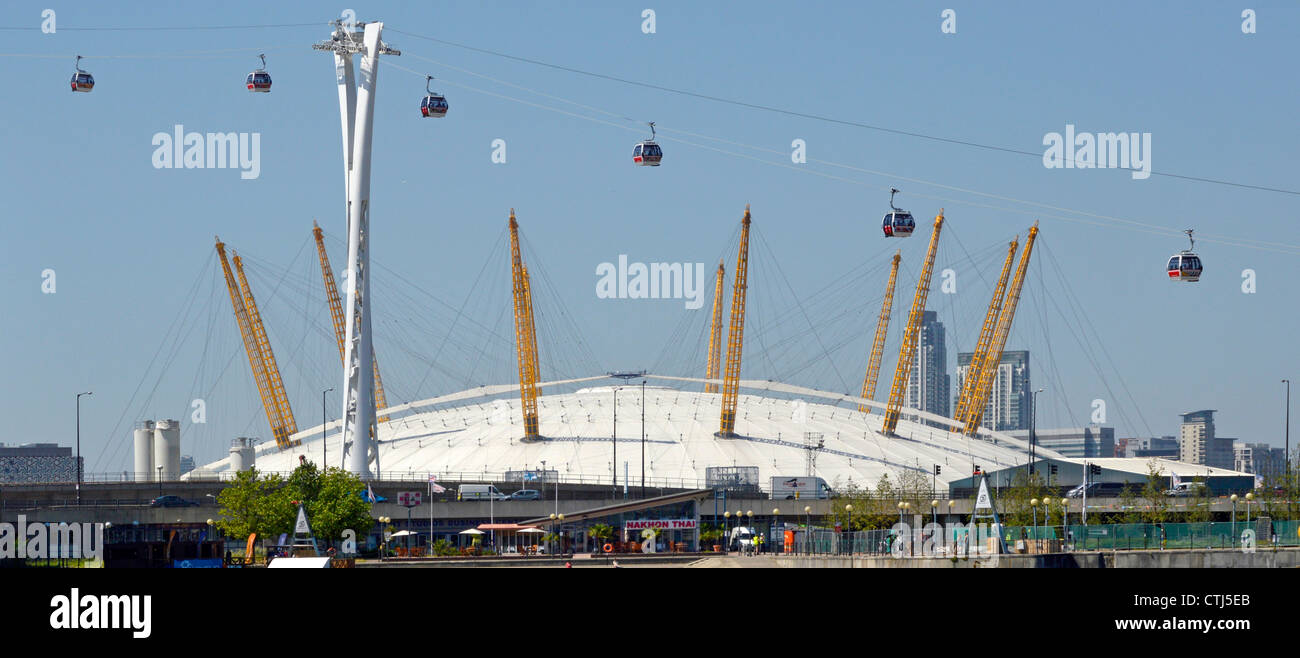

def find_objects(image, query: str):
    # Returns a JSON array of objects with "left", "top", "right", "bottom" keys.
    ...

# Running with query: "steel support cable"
[
  {"left": 92, "top": 251, "right": 213, "bottom": 471},
  {"left": 386, "top": 27, "right": 1300, "bottom": 197},
  {"left": 381, "top": 58, "right": 1300, "bottom": 255}
]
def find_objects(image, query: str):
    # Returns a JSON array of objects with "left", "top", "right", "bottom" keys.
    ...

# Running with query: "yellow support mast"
[
  {"left": 952, "top": 237, "right": 1019, "bottom": 427},
  {"left": 964, "top": 223, "right": 1038, "bottom": 436},
  {"left": 523, "top": 264, "right": 541, "bottom": 399},
  {"left": 859, "top": 250, "right": 901, "bottom": 413},
  {"left": 705, "top": 261, "right": 725, "bottom": 394},
  {"left": 233, "top": 252, "right": 299, "bottom": 448},
  {"left": 717, "top": 206, "right": 752, "bottom": 438},
  {"left": 882, "top": 211, "right": 945, "bottom": 436},
  {"left": 313, "top": 221, "right": 389, "bottom": 422},
  {"left": 216, "top": 238, "right": 286, "bottom": 449},
  {"left": 508, "top": 210, "right": 542, "bottom": 440}
]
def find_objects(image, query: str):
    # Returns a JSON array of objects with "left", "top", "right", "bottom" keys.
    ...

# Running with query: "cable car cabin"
[
  {"left": 633, "top": 141, "right": 663, "bottom": 166},
  {"left": 420, "top": 94, "right": 448, "bottom": 118},
  {"left": 246, "top": 71, "right": 272, "bottom": 93},
  {"left": 881, "top": 210, "right": 915, "bottom": 237},
  {"left": 70, "top": 72, "right": 94, "bottom": 93},
  {"left": 1166, "top": 253, "right": 1202, "bottom": 282}
]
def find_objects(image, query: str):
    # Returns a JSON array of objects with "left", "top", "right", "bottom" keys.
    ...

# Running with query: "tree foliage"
[
  {"left": 1140, "top": 460, "right": 1170, "bottom": 525},
  {"left": 216, "top": 462, "right": 374, "bottom": 546}
]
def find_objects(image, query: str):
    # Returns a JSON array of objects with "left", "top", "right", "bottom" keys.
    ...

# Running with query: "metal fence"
[{"left": 763, "top": 521, "right": 1300, "bottom": 557}]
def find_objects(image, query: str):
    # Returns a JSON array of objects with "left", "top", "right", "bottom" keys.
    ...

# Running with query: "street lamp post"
[
  {"left": 1029, "top": 388, "right": 1043, "bottom": 478},
  {"left": 804, "top": 506, "right": 812, "bottom": 555},
  {"left": 1245, "top": 492, "right": 1254, "bottom": 526},
  {"left": 844, "top": 504, "right": 853, "bottom": 556},
  {"left": 549, "top": 513, "right": 557, "bottom": 555},
  {"left": 641, "top": 379, "right": 646, "bottom": 499},
  {"left": 771, "top": 508, "right": 780, "bottom": 555},
  {"left": 612, "top": 387, "right": 619, "bottom": 496},
  {"left": 156, "top": 465, "right": 163, "bottom": 496},
  {"left": 1060, "top": 498, "right": 1070, "bottom": 549},
  {"left": 322, "top": 387, "right": 333, "bottom": 469},
  {"left": 724, "top": 511, "right": 732, "bottom": 554},
  {"left": 1031, "top": 498, "right": 1039, "bottom": 540},
  {"left": 76, "top": 392, "right": 92, "bottom": 505},
  {"left": 1230, "top": 494, "right": 1238, "bottom": 540},
  {"left": 746, "top": 510, "right": 754, "bottom": 554},
  {"left": 1284, "top": 379, "right": 1291, "bottom": 517}
]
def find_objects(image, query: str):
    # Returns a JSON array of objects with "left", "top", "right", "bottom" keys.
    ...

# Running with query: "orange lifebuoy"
[{"left": 603, "top": 543, "right": 613, "bottom": 553}]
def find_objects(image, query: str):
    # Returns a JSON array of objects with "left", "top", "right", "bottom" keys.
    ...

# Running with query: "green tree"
[
  {"left": 215, "top": 468, "right": 287, "bottom": 540},
  {"left": 1117, "top": 485, "right": 1143, "bottom": 524},
  {"left": 216, "top": 462, "right": 374, "bottom": 548},
  {"left": 1141, "top": 460, "right": 1170, "bottom": 525},
  {"left": 300, "top": 467, "right": 375, "bottom": 544},
  {"left": 1185, "top": 477, "right": 1212, "bottom": 524}
]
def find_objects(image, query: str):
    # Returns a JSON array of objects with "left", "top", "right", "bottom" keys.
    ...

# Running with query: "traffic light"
[
  {"left": 934, "top": 464, "right": 942, "bottom": 476},
  {"left": 1089, "top": 464, "right": 1102, "bottom": 476},
  {"left": 1050, "top": 464, "right": 1059, "bottom": 475},
  {"left": 973, "top": 465, "right": 982, "bottom": 475}
]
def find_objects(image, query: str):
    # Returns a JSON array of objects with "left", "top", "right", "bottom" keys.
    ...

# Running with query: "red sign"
[{"left": 397, "top": 491, "right": 422, "bottom": 507}]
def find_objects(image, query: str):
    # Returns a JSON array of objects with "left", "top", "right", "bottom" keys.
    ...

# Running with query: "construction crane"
[
  {"left": 313, "top": 221, "right": 389, "bottom": 422},
  {"left": 705, "top": 261, "right": 725, "bottom": 394},
  {"left": 952, "top": 237, "right": 1019, "bottom": 427},
  {"left": 508, "top": 210, "right": 542, "bottom": 441},
  {"left": 881, "top": 211, "right": 944, "bottom": 436},
  {"left": 717, "top": 205, "right": 752, "bottom": 438},
  {"left": 963, "top": 223, "right": 1038, "bottom": 436},
  {"left": 215, "top": 238, "right": 298, "bottom": 450},
  {"left": 859, "top": 250, "right": 901, "bottom": 413}
]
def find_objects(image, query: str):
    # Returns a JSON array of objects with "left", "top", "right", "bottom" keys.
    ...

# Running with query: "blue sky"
[{"left": 3, "top": 1, "right": 1297, "bottom": 471}]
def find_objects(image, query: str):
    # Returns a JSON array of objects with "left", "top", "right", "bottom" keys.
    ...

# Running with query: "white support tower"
[{"left": 314, "top": 20, "right": 400, "bottom": 479}]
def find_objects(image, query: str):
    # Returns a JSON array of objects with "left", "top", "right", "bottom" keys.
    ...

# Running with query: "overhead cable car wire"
[{"left": 386, "top": 27, "right": 1300, "bottom": 198}]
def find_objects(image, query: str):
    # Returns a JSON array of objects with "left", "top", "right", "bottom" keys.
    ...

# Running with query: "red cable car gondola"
[
  {"left": 420, "top": 76, "right": 448, "bottom": 118},
  {"left": 1167, "top": 229, "right": 1202, "bottom": 282},
  {"left": 70, "top": 55, "right": 94, "bottom": 93},
  {"left": 633, "top": 122, "right": 662, "bottom": 166},
  {"left": 246, "top": 54, "right": 271, "bottom": 93},
  {"left": 882, "top": 188, "right": 914, "bottom": 238}
]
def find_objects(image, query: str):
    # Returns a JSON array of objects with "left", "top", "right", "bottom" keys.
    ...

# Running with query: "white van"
[{"left": 459, "top": 484, "right": 510, "bottom": 501}]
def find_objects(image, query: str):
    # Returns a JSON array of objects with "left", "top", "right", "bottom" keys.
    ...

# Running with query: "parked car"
[
  {"left": 510, "top": 489, "right": 541, "bottom": 500},
  {"left": 150, "top": 495, "right": 199, "bottom": 507}
]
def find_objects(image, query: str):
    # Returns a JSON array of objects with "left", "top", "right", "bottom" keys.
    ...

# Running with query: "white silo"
[
  {"left": 153, "top": 419, "right": 181, "bottom": 481},
  {"left": 133, "top": 420, "right": 155, "bottom": 482},
  {"left": 229, "top": 437, "right": 256, "bottom": 472}
]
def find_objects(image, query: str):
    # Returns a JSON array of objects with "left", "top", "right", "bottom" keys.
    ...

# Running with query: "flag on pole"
[
  {"left": 367, "top": 483, "right": 377, "bottom": 503},
  {"left": 1170, "top": 472, "right": 1181, "bottom": 488}
]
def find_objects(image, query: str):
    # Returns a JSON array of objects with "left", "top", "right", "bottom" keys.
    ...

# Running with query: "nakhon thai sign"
[{"left": 624, "top": 519, "right": 697, "bottom": 530}]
